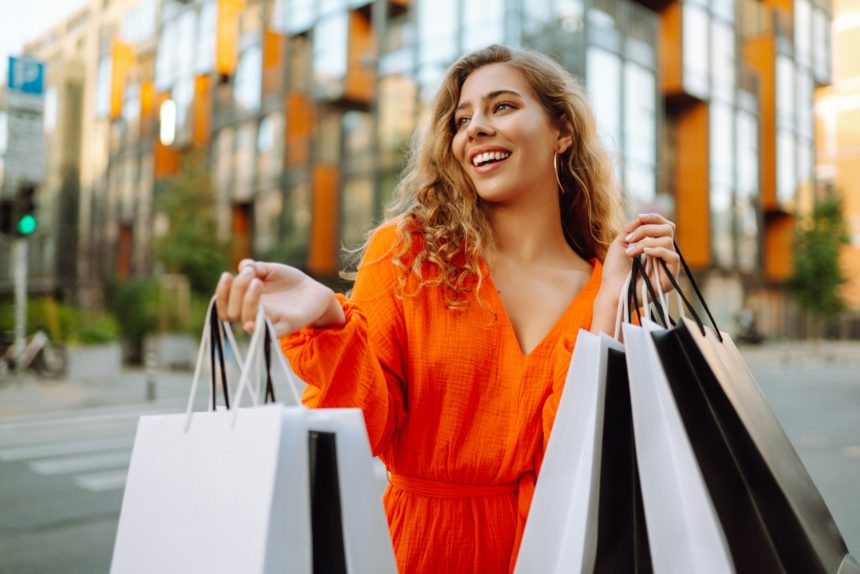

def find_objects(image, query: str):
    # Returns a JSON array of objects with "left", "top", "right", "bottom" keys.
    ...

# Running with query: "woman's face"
[{"left": 451, "top": 63, "right": 569, "bottom": 205}]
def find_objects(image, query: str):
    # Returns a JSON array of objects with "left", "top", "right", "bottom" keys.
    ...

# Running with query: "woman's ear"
[{"left": 556, "top": 120, "right": 574, "bottom": 155}]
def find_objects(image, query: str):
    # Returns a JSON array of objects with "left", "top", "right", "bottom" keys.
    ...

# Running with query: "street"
[{"left": 0, "top": 351, "right": 858, "bottom": 573}]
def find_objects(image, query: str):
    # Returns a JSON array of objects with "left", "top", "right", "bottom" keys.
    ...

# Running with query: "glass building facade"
[{"left": 17, "top": 0, "right": 832, "bottom": 334}]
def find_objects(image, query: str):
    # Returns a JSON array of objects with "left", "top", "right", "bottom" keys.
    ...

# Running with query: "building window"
[
  {"left": 197, "top": 0, "right": 217, "bottom": 74},
  {"left": 777, "top": 129, "right": 796, "bottom": 205},
  {"left": 463, "top": 0, "right": 505, "bottom": 52},
  {"left": 341, "top": 176, "right": 375, "bottom": 249},
  {"left": 213, "top": 127, "right": 235, "bottom": 199},
  {"left": 379, "top": 74, "right": 417, "bottom": 164},
  {"left": 710, "top": 101, "right": 734, "bottom": 267},
  {"left": 343, "top": 110, "right": 374, "bottom": 173},
  {"left": 257, "top": 112, "right": 284, "bottom": 190},
  {"left": 282, "top": 182, "right": 311, "bottom": 264},
  {"left": 812, "top": 7, "right": 831, "bottom": 83},
  {"left": 313, "top": 11, "right": 348, "bottom": 98},
  {"left": 710, "top": 18, "right": 734, "bottom": 103},
  {"left": 776, "top": 55, "right": 795, "bottom": 130},
  {"left": 316, "top": 109, "right": 342, "bottom": 165},
  {"left": 235, "top": 44, "right": 262, "bottom": 113},
  {"left": 418, "top": 0, "right": 457, "bottom": 66},
  {"left": 736, "top": 108, "right": 759, "bottom": 272},
  {"left": 234, "top": 122, "right": 257, "bottom": 197},
  {"left": 96, "top": 54, "right": 112, "bottom": 118},
  {"left": 624, "top": 62, "right": 656, "bottom": 207},
  {"left": 682, "top": 3, "right": 709, "bottom": 99},
  {"left": 794, "top": 0, "right": 812, "bottom": 68},
  {"left": 156, "top": 19, "right": 178, "bottom": 90},
  {"left": 586, "top": 47, "right": 621, "bottom": 159}
]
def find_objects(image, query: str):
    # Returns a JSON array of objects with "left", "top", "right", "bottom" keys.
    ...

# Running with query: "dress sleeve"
[{"left": 280, "top": 224, "right": 408, "bottom": 455}]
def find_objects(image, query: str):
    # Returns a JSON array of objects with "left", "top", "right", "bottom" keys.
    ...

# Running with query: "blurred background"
[{"left": 0, "top": 0, "right": 858, "bottom": 572}]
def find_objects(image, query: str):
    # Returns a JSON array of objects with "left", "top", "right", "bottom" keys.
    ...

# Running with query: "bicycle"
[{"left": 0, "top": 330, "right": 67, "bottom": 382}]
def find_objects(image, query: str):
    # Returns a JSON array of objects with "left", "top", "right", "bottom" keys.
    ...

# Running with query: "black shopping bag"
[
  {"left": 594, "top": 347, "right": 652, "bottom": 574},
  {"left": 309, "top": 431, "right": 348, "bottom": 574},
  {"left": 643, "top": 249, "right": 859, "bottom": 574}
]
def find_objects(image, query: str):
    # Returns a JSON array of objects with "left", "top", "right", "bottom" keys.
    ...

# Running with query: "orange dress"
[{"left": 281, "top": 223, "right": 602, "bottom": 574}]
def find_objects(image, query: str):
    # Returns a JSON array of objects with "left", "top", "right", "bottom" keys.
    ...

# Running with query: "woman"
[{"left": 215, "top": 45, "right": 678, "bottom": 573}]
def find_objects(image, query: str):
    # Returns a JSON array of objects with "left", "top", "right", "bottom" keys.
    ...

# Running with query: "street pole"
[{"left": 13, "top": 237, "right": 27, "bottom": 377}]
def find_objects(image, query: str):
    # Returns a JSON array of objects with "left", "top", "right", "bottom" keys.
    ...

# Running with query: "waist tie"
[{"left": 389, "top": 474, "right": 518, "bottom": 499}]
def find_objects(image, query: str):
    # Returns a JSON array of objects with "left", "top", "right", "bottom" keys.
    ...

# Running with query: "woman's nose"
[{"left": 466, "top": 114, "right": 494, "bottom": 139}]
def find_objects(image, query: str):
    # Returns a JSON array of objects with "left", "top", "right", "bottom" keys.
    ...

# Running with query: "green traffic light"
[{"left": 17, "top": 214, "right": 37, "bottom": 235}]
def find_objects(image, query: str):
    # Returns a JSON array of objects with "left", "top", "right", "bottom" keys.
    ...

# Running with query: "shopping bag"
[
  {"left": 628, "top": 250, "right": 860, "bottom": 574},
  {"left": 516, "top": 263, "right": 651, "bottom": 573},
  {"left": 111, "top": 301, "right": 312, "bottom": 574}
]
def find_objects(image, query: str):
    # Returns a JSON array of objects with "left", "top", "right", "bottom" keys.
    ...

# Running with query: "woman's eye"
[
  {"left": 494, "top": 103, "right": 513, "bottom": 113},
  {"left": 456, "top": 116, "right": 470, "bottom": 128}
]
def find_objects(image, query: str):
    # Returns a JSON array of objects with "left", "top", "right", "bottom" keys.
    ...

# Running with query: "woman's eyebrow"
[{"left": 455, "top": 89, "right": 523, "bottom": 113}]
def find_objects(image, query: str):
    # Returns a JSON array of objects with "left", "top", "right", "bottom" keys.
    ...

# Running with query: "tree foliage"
[
  {"left": 153, "top": 154, "right": 232, "bottom": 296},
  {"left": 788, "top": 195, "right": 851, "bottom": 320}
]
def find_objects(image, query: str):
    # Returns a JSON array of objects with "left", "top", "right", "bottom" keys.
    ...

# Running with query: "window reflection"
[
  {"left": 235, "top": 123, "right": 257, "bottom": 198},
  {"left": 235, "top": 44, "right": 262, "bottom": 113},
  {"left": 289, "top": 35, "right": 312, "bottom": 92},
  {"left": 776, "top": 55, "right": 794, "bottom": 129},
  {"left": 316, "top": 109, "right": 342, "bottom": 165},
  {"left": 341, "top": 176, "right": 375, "bottom": 249},
  {"left": 283, "top": 183, "right": 311, "bottom": 265},
  {"left": 624, "top": 62, "right": 656, "bottom": 205},
  {"left": 463, "top": 0, "right": 504, "bottom": 52},
  {"left": 736, "top": 108, "right": 759, "bottom": 272},
  {"left": 710, "top": 102, "right": 734, "bottom": 268},
  {"left": 314, "top": 12, "right": 348, "bottom": 98},
  {"left": 343, "top": 111, "right": 374, "bottom": 172},
  {"left": 586, "top": 47, "right": 621, "bottom": 158},
  {"left": 682, "top": 3, "right": 709, "bottom": 99},
  {"left": 197, "top": 0, "right": 217, "bottom": 74},
  {"left": 379, "top": 74, "right": 416, "bottom": 161},
  {"left": 212, "top": 128, "right": 235, "bottom": 200},
  {"left": 794, "top": 0, "right": 812, "bottom": 68},
  {"left": 777, "top": 129, "right": 796, "bottom": 204},
  {"left": 96, "top": 54, "right": 111, "bottom": 117},
  {"left": 289, "top": 0, "right": 316, "bottom": 34},
  {"left": 257, "top": 112, "right": 284, "bottom": 190},
  {"left": 711, "top": 19, "right": 734, "bottom": 103},
  {"left": 418, "top": 0, "right": 457, "bottom": 65}
]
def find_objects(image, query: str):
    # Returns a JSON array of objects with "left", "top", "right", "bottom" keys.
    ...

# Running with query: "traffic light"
[
  {"left": 15, "top": 186, "right": 37, "bottom": 236},
  {"left": 0, "top": 200, "right": 13, "bottom": 235}
]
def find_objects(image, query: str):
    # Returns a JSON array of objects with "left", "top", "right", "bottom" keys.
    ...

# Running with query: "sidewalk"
[
  {"left": 2, "top": 339, "right": 858, "bottom": 419},
  {"left": 0, "top": 368, "right": 194, "bottom": 418},
  {"left": 737, "top": 339, "right": 860, "bottom": 368}
]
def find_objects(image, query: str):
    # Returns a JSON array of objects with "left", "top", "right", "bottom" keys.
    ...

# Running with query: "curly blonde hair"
[{"left": 367, "top": 45, "right": 622, "bottom": 309}]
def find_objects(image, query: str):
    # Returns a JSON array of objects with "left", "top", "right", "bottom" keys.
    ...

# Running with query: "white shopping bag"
[
  {"left": 112, "top": 300, "right": 397, "bottom": 574},
  {"left": 515, "top": 330, "right": 622, "bottom": 573},
  {"left": 623, "top": 318, "right": 734, "bottom": 574},
  {"left": 303, "top": 408, "right": 398, "bottom": 574},
  {"left": 112, "top": 300, "right": 311, "bottom": 574}
]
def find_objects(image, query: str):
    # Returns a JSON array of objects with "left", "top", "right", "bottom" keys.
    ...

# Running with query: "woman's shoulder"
[{"left": 363, "top": 217, "right": 424, "bottom": 265}]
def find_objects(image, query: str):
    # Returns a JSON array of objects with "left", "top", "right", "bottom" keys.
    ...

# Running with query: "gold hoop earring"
[{"left": 554, "top": 153, "right": 566, "bottom": 195}]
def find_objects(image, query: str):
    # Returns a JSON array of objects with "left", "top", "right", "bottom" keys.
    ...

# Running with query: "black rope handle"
[
  {"left": 629, "top": 255, "right": 670, "bottom": 329},
  {"left": 208, "top": 305, "right": 231, "bottom": 410},
  {"left": 671, "top": 241, "right": 724, "bottom": 342},
  {"left": 263, "top": 321, "right": 276, "bottom": 404}
]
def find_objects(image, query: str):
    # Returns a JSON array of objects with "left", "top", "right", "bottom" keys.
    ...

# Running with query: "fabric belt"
[{"left": 389, "top": 474, "right": 518, "bottom": 499}]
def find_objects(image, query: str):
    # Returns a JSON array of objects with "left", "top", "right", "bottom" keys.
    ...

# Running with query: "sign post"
[{"left": 4, "top": 55, "right": 45, "bottom": 375}]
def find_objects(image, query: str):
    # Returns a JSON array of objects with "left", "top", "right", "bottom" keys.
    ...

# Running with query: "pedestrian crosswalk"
[
  {"left": 0, "top": 400, "right": 390, "bottom": 496},
  {"left": 0, "top": 400, "right": 184, "bottom": 494}
]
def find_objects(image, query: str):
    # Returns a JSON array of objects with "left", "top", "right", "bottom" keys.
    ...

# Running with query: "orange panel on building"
[
  {"left": 216, "top": 0, "right": 245, "bottom": 76},
  {"left": 262, "top": 29, "right": 284, "bottom": 97},
  {"left": 659, "top": 2, "right": 683, "bottom": 96},
  {"left": 345, "top": 10, "right": 375, "bottom": 103},
  {"left": 231, "top": 202, "right": 253, "bottom": 269},
  {"left": 192, "top": 75, "right": 212, "bottom": 147},
  {"left": 308, "top": 165, "right": 340, "bottom": 276},
  {"left": 764, "top": 214, "right": 795, "bottom": 281},
  {"left": 673, "top": 102, "right": 710, "bottom": 268},
  {"left": 154, "top": 92, "right": 181, "bottom": 178},
  {"left": 110, "top": 40, "right": 135, "bottom": 120},
  {"left": 286, "top": 91, "right": 314, "bottom": 166}
]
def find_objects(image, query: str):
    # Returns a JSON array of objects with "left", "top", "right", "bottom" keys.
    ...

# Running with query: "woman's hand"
[
  {"left": 591, "top": 213, "right": 680, "bottom": 334},
  {"left": 214, "top": 259, "right": 346, "bottom": 337}
]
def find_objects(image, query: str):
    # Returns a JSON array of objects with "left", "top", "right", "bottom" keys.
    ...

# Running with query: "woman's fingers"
[
  {"left": 240, "top": 278, "right": 262, "bottom": 333},
  {"left": 626, "top": 235, "right": 674, "bottom": 256},
  {"left": 226, "top": 266, "right": 254, "bottom": 321},
  {"left": 624, "top": 223, "right": 675, "bottom": 244},
  {"left": 215, "top": 272, "right": 233, "bottom": 320},
  {"left": 622, "top": 213, "right": 675, "bottom": 234}
]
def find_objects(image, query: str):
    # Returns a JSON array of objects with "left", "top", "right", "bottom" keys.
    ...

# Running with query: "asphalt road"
[{"left": 0, "top": 359, "right": 857, "bottom": 573}]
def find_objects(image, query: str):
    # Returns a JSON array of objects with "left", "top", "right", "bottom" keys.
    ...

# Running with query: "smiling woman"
[{"left": 215, "top": 45, "right": 680, "bottom": 574}]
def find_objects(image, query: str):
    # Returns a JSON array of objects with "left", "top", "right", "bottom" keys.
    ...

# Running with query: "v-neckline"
[{"left": 482, "top": 260, "right": 598, "bottom": 358}]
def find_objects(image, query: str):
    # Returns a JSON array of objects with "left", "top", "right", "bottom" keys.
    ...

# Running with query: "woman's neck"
[{"left": 484, "top": 193, "right": 573, "bottom": 266}]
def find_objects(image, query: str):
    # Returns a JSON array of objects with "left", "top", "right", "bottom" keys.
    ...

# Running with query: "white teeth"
[{"left": 472, "top": 151, "right": 511, "bottom": 167}]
